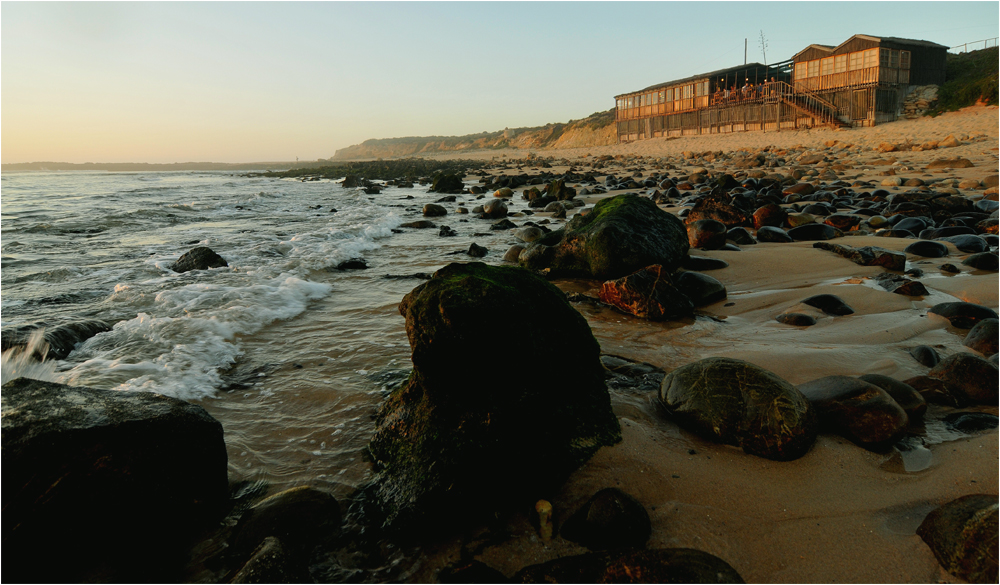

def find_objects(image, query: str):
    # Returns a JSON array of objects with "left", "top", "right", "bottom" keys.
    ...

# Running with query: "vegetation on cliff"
[{"left": 927, "top": 47, "right": 999, "bottom": 115}]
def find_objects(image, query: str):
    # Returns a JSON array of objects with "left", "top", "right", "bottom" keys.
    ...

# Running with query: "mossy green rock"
[
  {"left": 520, "top": 194, "right": 689, "bottom": 279},
  {"left": 368, "top": 263, "right": 621, "bottom": 532},
  {"left": 658, "top": 358, "right": 818, "bottom": 461},
  {"left": 917, "top": 494, "right": 998, "bottom": 584}
]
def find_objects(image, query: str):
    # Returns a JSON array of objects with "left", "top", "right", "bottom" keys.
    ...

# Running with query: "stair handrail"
[{"left": 774, "top": 81, "right": 838, "bottom": 112}]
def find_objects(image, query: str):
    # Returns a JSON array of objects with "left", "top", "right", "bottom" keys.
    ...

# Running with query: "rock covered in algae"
[
  {"left": 366, "top": 262, "right": 621, "bottom": 533},
  {"left": 917, "top": 494, "right": 998, "bottom": 584},
  {"left": 658, "top": 357, "right": 818, "bottom": 461},
  {"left": 519, "top": 194, "right": 689, "bottom": 279},
  {"left": 514, "top": 548, "right": 744, "bottom": 584}
]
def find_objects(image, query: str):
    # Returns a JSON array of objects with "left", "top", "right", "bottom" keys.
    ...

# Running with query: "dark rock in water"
[
  {"left": 929, "top": 302, "right": 998, "bottom": 329},
  {"left": 229, "top": 536, "right": 312, "bottom": 584},
  {"left": 1, "top": 378, "right": 228, "bottom": 583},
  {"left": 873, "top": 273, "right": 928, "bottom": 296},
  {"left": 171, "top": 246, "right": 228, "bottom": 273},
  {"left": 439, "top": 225, "right": 457, "bottom": 237},
  {"left": 802, "top": 294, "right": 854, "bottom": 316},
  {"left": 545, "top": 178, "right": 577, "bottom": 201},
  {"left": 917, "top": 494, "right": 998, "bottom": 584},
  {"left": 904, "top": 240, "right": 949, "bottom": 258},
  {"left": 909, "top": 345, "right": 940, "bottom": 367},
  {"left": 520, "top": 194, "right": 689, "bottom": 280},
  {"left": 658, "top": 357, "right": 817, "bottom": 461},
  {"left": 513, "top": 548, "right": 745, "bottom": 584},
  {"left": 858, "top": 374, "right": 927, "bottom": 420},
  {"left": 812, "top": 242, "right": 906, "bottom": 271},
  {"left": 756, "top": 226, "right": 793, "bottom": 243},
  {"left": 797, "top": 376, "right": 909, "bottom": 449},
  {"left": 788, "top": 223, "right": 840, "bottom": 241},
  {"left": 687, "top": 219, "right": 728, "bottom": 250},
  {"left": 776, "top": 313, "right": 817, "bottom": 326},
  {"left": 491, "top": 218, "right": 517, "bottom": 230},
  {"left": 429, "top": 173, "right": 464, "bottom": 194},
  {"left": 681, "top": 255, "right": 729, "bottom": 270},
  {"left": 673, "top": 271, "right": 727, "bottom": 307},
  {"left": 423, "top": 203, "right": 448, "bottom": 217},
  {"left": 399, "top": 220, "right": 436, "bottom": 229},
  {"left": 601, "top": 354, "right": 666, "bottom": 393},
  {"left": 504, "top": 244, "right": 526, "bottom": 263},
  {"left": 1, "top": 319, "right": 112, "bottom": 361},
  {"left": 335, "top": 258, "right": 368, "bottom": 270},
  {"left": 962, "top": 252, "right": 999, "bottom": 272},
  {"left": 365, "top": 263, "right": 621, "bottom": 533},
  {"left": 561, "top": 488, "right": 651, "bottom": 551},
  {"left": 905, "top": 375, "right": 962, "bottom": 407},
  {"left": 598, "top": 265, "right": 694, "bottom": 321},
  {"left": 940, "top": 263, "right": 961, "bottom": 273},
  {"left": 944, "top": 412, "right": 999, "bottom": 434},
  {"left": 928, "top": 352, "right": 998, "bottom": 405},
  {"left": 435, "top": 195, "right": 457, "bottom": 203},
  {"left": 727, "top": 227, "right": 757, "bottom": 245},
  {"left": 439, "top": 560, "right": 509, "bottom": 584},
  {"left": 920, "top": 226, "right": 975, "bottom": 240},
  {"left": 468, "top": 243, "right": 488, "bottom": 257},
  {"left": 937, "top": 234, "right": 988, "bottom": 254},
  {"left": 230, "top": 486, "right": 341, "bottom": 564},
  {"left": 482, "top": 199, "right": 509, "bottom": 219},
  {"left": 963, "top": 319, "right": 999, "bottom": 356}
]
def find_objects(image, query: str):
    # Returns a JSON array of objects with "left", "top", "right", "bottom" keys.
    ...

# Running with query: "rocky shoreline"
[{"left": 3, "top": 110, "right": 998, "bottom": 583}]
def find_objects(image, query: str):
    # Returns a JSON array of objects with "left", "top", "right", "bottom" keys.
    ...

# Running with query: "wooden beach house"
[{"left": 615, "top": 34, "right": 949, "bottom": 142}]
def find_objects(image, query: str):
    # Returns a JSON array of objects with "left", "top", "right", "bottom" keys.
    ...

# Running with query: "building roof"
[
  {"left": 792, "top": 34, "right": 949, "bottom": 60},
  {"left": 615, "top": 62, "right": 774, "bottom": 99}
]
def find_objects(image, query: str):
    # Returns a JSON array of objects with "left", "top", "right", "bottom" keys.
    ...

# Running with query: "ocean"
[{"left": 0, "top": 170, "right": 519, "bottom": 497}]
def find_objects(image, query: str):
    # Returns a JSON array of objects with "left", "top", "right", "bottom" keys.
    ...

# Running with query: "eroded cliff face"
[{"left": 332, "top": 110, "right": 616, "bottom": 160}]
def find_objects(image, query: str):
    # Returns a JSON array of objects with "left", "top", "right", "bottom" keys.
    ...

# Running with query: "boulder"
[
  {"left": 430, "top": 174, "right": 465, "bottom": 194},
  {"left": 673, "top": 271, "right": 727, "bottom": 306},
  {"left": 962, "top": 252, "right": 999, "bottom": 272},
  {"left": 925, "top": 158, "right": 974, "bottom": 170},
  {"left": 423, "top": 203, "right": 448, "bottom": 217},
  {"left": 927, "top": 352, "right": 999, "bottom": 405},
  {"left": 467, "top": 243, "right": 488, "bottom": 258},
  {"left": 904, "top": 240, "right": 949, "bottom": 258},
  {"left": 229, "top": 486, "right": 341, "bottom": 563},
  {"left": 802, "top": 294, "right": 854, "bottom": 316},
  {"left": 857, "top": 374, "right": 927, "bottom": 420},
  {"left": 797, "top": 376, "right": 909, "bottom": 448},
  {"left": 963, "top": 319, "right": 999, "bottom": 356},
  {"left": 752, "top": 203, "right": 788, "bottom": 229},
  {"left": 171, "top": 246, "right": 228, "bottom": 273},
  {"left": 1, "top": 378, "right": 229, "bottom": 583},
  {"left": 681, "top": 255, "right": 730, "bottom": 271},
  {"left": 366, "top": 263, "right": 621, "bottom": 533},
  {"left": 598, "top": 265, "right": 694, "bottom": 321},
  {"left": 776, "top": 313, "right": 817, "bottom": 326},
  {"left": 909, "top": 345, "right": 941, "bottom": 368},
  {"left": 928, "top": 302, "right": 998, "bottom": 329},
  {"left": 687, "top": 219, "right": 729, "bottom": 250},
  {"left": 917, "top": 494, "right": 998, "bottom": 584},
  {"left": 514, "top": 548, "right": 744, "bottom": 584},
  {"left": 560, "top": 488, "right": 651, "bottom": 550},
  {"left": 1, "top": 319, "right": 112, "bottom": 361},
  {"left": 482, "top": 199, "right": 509, "bottom": 219},
  {"left": 546, "top": 178, "right": 577, "bottom": 201},
  {"left": 812, "top": 242, "right": 906, "bottom": 271},
  {"left": 520, "top": 194, "right": 689, "bottom": 280},
  {"left": 788, "top": 224, "right": 840, "bottom": 241},
  {"left": 685, "top": 195, "right": 751, "bottom": 228},
  {"left": 658, "top": 358, "right": 818, "bottom": 461},
  {"left": 756, "top": 226, "right": 794, "bottom": 243}
]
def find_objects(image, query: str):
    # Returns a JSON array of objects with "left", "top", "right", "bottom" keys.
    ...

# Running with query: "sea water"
[{"left": 0, "top": 170, "right": 522, "bottom": 495}]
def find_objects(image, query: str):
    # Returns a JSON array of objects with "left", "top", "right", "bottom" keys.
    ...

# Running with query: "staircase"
[{"left": 774, "top": 82, "right": 851, "bottom": 129}]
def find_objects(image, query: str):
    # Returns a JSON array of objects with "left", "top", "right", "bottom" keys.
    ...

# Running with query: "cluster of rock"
[{"left": 902, "top": 85, "right": 939, "bottom": 119}]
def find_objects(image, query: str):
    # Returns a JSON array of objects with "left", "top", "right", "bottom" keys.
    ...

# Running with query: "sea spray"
[{"left": 0, "top": 329, "right": 62, "bottom": 386}]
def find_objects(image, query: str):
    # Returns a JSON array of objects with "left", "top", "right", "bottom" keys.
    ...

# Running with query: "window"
[
  {"left": 808, "top": 60, "right": 820, "bottom": 78},
  {"left": 683, "top": 85, "right": 692, "bottom": 99},
  {"left": 834, "top": 54, "right": 848, "bottom": 74},
  {"left": 879, "top": 48, "right": 890, "bottom": 68},
  {"left": 659, "top": 90, "right": 666, "bottom": 103},
  {"left": 864, "top": 48, "right": 878, "bottom": 69},
  {"left": 849, "top": 51, "right": 863, "bottom": 71},
  {"left": 900, "top": 50, "right": 911, "bottom": 69},
  {"left": 795, "top": 61, "right": 808, "bottom": 81},
  {"left": 821, "top": 57, "right": 834, "bottom": 76},
  {"left": 889, "top": 50, "right": 899, "bottom": 68}
]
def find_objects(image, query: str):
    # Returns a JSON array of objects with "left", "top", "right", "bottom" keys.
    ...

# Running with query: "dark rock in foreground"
[
  {"left": 927, "top": 352, "right": 999, "bottom": 405},
  {"left": 514, "top": 548, "right": 745, "bottom": 584},
  {"left": 1, "top": 378, "right": 229, "bottom": 583},
  {"left": 366, "top": 263, "right": 621, "bottom": 533},
  {"left": 561, "top": 488, "right": 651, "bottom": 551},
  {"left": 963, "top": 318, "right": 999, "bottom": 356},
  {"left": 658, "top": 357, "right": 817, "bottom": 461},
  {"left": 797, "top": 376, "right": 908, "bottom": 449},
  {"left": 229, "top": 486, "right": 341, "bottom": 566},
  {"left": 812, "top": 242, "right": 906, "bottom": 271},
  {"left": 1, "top": 319, "right": 112, "bottom": 360},
  {"left": 917, "top": 494, "right": 998, "bottom": 584},
  {"left": 171, "top": 246, "right": 228, "bottom": 273},
  {"left": 857, "top": 374, "right": 927, "bottom": 420},
  {"left": 520, "top": 194, "right": 689, "bottom": 279},
  {"left": 929, "top": 302, "right": 998, "bottom": 329}
]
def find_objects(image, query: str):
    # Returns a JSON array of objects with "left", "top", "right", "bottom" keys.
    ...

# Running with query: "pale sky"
[{"left": 3, "top": 1, "right": 998, "bottom": 163}]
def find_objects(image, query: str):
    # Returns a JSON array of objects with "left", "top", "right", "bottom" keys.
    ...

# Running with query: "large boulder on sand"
[
  {"left": 519, "top": 194, "right": 689, "bottom": 279},
  {"left": 1, "top": 378, "right": 229, "bottom": 583},
  {"left": 658, "top": 358, "right": 818, "bottom": 461},
  {"left": 366, "top": 263, "right": 621, "bottom": 533},
  {"left": 797, "top": 376, "right": 908, "bottom": 448},
  {"left": 917, "top": 494, "right": 998, "bottom": 583}
]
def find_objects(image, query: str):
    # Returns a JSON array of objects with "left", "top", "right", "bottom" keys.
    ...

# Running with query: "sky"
[{"left": 2, "top": 1, "right": 998, "bottom": 164}]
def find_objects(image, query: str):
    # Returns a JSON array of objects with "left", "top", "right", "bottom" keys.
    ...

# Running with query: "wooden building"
[{"left": 615, "top": 34, "right": 949, "bottom": 142}]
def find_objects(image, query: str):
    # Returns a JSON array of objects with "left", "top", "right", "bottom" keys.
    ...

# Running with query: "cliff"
[{"left": 332, "top": 109, "right": 616, "bottom": 161}]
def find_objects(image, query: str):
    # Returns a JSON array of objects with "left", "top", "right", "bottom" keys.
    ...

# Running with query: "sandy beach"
[{"left": 398, "top": 106, "right": 999, "bottom": 583}]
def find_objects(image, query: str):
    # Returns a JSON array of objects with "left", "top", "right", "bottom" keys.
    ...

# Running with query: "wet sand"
[{"left": 401, "top": 107, "right": 998, "bottom": 582}]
